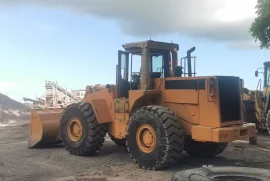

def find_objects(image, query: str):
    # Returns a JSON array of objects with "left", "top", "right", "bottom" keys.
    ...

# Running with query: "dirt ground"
[{"left": 1, "top": 123, "right": 270, "bottom": 181}]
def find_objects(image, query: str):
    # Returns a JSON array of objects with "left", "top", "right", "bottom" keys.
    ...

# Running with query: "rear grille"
[{"left": 217, "top": 76, "right": 241, "bottom": 123}]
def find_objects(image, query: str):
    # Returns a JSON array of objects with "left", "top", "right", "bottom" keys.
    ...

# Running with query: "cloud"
[
  {"left": 228, "top": 40, "right": 260, "bottom": 50},
  {"left": 0, "top": 0, "right": 258, "bottom": 49},
  {"left": 35, "top": 25, "right": 55, "bottom": 32}
]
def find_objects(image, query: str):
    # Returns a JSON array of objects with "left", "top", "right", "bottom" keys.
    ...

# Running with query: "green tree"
[{"left": 250, "top": 0, "right": 270, "bottom": 49}]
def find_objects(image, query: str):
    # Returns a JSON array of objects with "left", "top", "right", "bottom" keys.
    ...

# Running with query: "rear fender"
[{"left": 83, "top": 89, "right": 114, "bottom": 124}]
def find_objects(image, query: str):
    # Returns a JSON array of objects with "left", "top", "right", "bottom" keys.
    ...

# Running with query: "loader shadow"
[
  {"left": 33, "top": 143, "right": 64, "bottom": 149},
  {"left": 97, "top": 143, "right": 128, "bottom": 157},
  {"left": 93, "top": 143, "right": 267, "bottom": 169},
  {"left": 96, "top": 145, "right": 270, "bottom": 172}
]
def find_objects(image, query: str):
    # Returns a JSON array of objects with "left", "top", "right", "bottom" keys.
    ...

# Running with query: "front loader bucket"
[{"left": 28, "top": 108, "right": 64, "bottom": 148}]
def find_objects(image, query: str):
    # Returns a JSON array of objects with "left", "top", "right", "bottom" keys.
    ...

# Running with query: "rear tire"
[
  {"left": 184, "top": 136, "right": 228, "bottom": 158},
  {"left": 249, "top": 135, "right": 257, "bottom": 145},
  {"left": 243, "top": 100, "right": 259, "bottom": 127},
  {"left": 60, "top": 102, "right": 106, "bottom": 155},
  {"left": 108, "top": 133, "right": 126, "bottom": 146},
  {"left": 126, "top": 105, "right": 184, "bottom": 170}
]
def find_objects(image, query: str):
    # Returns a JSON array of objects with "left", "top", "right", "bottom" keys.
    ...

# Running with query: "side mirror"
[{"left": 255, "top": 70, "right": 258, "bottom": 77}]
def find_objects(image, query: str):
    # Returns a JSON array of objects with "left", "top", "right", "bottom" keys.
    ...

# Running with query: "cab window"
[
  {"left": 151, "top": 54, "right": 164, "bottom": 78},
  {"left": 267, "top": 67, "right": 270, "bottom": 86}
]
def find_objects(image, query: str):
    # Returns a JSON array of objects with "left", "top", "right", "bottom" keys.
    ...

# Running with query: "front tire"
[
  {"left": 60, "top": 102, "right": 106, "bottom": 155},
  {"left": 184, "top": 136, "right": 228, "bottom": 158},
  {"left": 126, "top": 105, "right": 185, "bottom": 170}
]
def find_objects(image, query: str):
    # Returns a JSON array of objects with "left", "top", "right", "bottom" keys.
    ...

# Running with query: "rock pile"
[{"left": 0, "top": 93, "right": 30, "bottom": 125}]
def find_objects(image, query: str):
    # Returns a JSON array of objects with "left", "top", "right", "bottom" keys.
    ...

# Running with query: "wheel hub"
[
  {"left": 136, "top": 124, "right": 156, "bottom": 153},
  {"left": 67, "top": 118, "right": 83, "bottom": 142}
]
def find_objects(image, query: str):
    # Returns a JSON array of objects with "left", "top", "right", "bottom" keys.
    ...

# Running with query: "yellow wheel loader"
[
  {"left": 243, "top": 61, "right": 270, "bottom": 134},
  {"left": 29, "top": 40, "right": 256, "bottom": 170}
]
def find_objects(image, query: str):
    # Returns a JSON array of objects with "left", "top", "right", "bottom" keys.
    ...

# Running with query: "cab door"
[{"left": 116, "top": 50, "right": 129, "bottom": 98}]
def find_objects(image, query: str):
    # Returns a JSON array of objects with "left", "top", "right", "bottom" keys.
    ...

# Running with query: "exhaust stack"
[{"left": 187, "top": 47, "right": 196, "bottom": 77}]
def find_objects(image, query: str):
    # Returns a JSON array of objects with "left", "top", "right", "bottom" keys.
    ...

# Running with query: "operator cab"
[
  {"left": 116, "top": 40, "right": 196, "bottom": 98},
  {"left": 263, "top": 61, "right": 270, "bottom": 88},
  {"left": 255, "top": 61, "right": 270, "bottom": 88}
]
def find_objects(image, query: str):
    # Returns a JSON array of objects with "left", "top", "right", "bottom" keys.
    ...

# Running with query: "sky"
[{"left": 0, "top": 0, "right": 269, "bottom": 102}]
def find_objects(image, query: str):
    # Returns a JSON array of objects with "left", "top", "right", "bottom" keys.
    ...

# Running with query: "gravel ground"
[{"left": 1, "top": 123, "right": 270, "bottom": 181}]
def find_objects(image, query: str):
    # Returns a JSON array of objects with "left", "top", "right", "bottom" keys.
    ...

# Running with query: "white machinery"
[{"left": 23, "top": 80, "right": 84, "bottom": 109}]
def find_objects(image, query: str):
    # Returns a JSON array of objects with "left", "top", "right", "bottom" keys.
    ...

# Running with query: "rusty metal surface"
[
  {"left": 192, "top": 123, "right": 256, "bottom": 142},
  {"left": 140, "top": 47, "right": 151, "bottom": 90}
]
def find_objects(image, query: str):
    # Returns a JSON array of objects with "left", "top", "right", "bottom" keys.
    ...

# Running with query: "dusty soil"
[
  {"left": 0, "top": 93, "right": 30, "bottom": 125},
  {"left": 1, "top": 123, "right": 270, "bottom": 181}
]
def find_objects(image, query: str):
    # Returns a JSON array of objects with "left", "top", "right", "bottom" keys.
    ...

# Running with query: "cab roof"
[{"left": 123, "top": 40, "right": 179, "bottom": 54}]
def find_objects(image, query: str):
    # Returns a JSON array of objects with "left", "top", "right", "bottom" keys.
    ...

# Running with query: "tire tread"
[
  {"left": 60, "top": 102, "right": 106, "bottom": 156},
  {"left": 126, "top": 105, "right": 184, "bottom": 170}
]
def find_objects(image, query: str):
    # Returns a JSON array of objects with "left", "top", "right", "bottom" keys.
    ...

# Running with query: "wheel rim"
[
  {"left": 67, "top": 118, "right": 83, "bottom": 142},
  {"left": 136, "top": 124, "right": 156, "bottom": 153}
]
